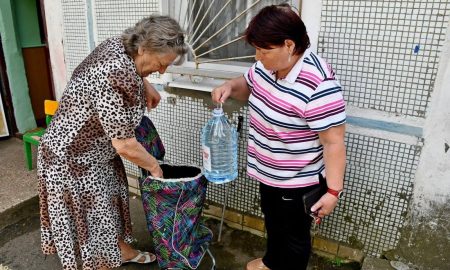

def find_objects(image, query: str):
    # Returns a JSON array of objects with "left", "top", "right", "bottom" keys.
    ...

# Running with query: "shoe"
[
  {"left": 122, "top": 250, "right": 156, "bottom": 264},
  {"left": 246, "top": 258, "right": 271, "bottom": 270}
]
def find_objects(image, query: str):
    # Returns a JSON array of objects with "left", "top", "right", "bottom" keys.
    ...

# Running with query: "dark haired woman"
[
  {"left": 38, "top": 16, "right": 187, "bottom": 270},
  {"left": 211, "top": 4, "right": 346, "bottom": 270}
]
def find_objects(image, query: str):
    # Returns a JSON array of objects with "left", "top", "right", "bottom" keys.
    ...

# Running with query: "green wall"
[
  {"left": 0, "top": 0, "right": 36, "bottom": 133},
  {"left": 13, "top": 0, "right": 43, "bottom": 48}
]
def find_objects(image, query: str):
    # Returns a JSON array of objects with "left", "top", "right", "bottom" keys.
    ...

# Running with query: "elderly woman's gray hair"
[{"left": 122, "top": 15, "right": 188, "bottom": 63}]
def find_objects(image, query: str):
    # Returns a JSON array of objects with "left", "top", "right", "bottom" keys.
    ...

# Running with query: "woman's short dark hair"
[{"left": 245, "top": 4, "right": 310, "bottom": 55}]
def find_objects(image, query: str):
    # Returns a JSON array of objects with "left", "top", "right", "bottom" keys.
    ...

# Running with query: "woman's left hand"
[
  {"left": 143, "top": 78, "right": 161, "bottom": 110},
  {"left": 310, "top": 192, "right": 339, "bottom": 218}
]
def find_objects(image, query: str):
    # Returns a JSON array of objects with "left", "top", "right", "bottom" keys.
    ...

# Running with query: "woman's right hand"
[
  {"left": 112, "top": 138, "right": 164, "bottom": 178},
  {"left": 149, "top": 162, "right": 163, "bottom": 178},
  {"left": 211, "top": 82, "right": 232, "bottom": 104}
]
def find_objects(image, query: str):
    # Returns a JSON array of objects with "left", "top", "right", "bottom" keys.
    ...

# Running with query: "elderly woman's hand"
[
  {"left": 112, "top": 137, "right": 164, "bottom": 178},
  {"left": 143, "top": 78, "right": 161, "bottom": 110},
  {"left": 149, "top": 162, "right": 163, "bottom": 178}
]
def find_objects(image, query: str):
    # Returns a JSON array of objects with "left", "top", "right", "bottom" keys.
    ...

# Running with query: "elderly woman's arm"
[
  {"left": 112, "top": 138, "right": 163, "bottom": 177},
  {"left": 143, "top": 78, "right": 161, "bottom": 110}
]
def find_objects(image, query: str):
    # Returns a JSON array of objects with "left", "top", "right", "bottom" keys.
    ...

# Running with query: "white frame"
[{"left": 0, "top": 93, "right": 10, "bottom": 137}]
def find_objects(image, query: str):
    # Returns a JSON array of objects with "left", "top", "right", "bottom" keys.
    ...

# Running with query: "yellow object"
[
  {"left": 44, "top": 100, "right": 59, "bottom": 116},
  {"left": 23, "top": 100, "right": 59, "bottom": 170}
]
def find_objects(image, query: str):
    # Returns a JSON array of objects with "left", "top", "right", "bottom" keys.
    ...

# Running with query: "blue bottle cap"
[{"left": 213, "top": 107, "right": 224, "bottom": 116}]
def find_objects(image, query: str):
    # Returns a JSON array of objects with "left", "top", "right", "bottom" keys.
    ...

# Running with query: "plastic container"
[{"left": 201, "top": 106, "right": 238, "bottom": 184}]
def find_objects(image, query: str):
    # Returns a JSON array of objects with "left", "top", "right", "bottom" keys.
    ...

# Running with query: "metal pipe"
[
  {"left": 190, "top": 0, "right": 218, "bottom": 42},
  {"left": 196, "top": 55, "right": 255, "bottom": 64},
  {"left": 195, "top": 36, "right": 244, "bottom": 58},
  {"left": 217, "top": 182, "right": 230, "bottom": 243},
  {"left": 188, "top": 0, "right": 206, "bottom": 42},
  {"left": 190, "top": 0, "right": 233, "bottom": 46},
  {"left": 193, "top": 0, "right": 262, "bottom": 50}
]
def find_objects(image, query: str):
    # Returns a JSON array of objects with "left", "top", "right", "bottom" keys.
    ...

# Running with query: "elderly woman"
[
  {"left": 37, "top": 16, "right": 187, "bottom": 270},
  {"left": 211, "top": 4, "right": 346, "bottom": 270}
]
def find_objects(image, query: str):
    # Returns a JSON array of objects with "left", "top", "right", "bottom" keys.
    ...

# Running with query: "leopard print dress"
[{"left": 37, "top": 37, "right": 145, "bottom": 270}]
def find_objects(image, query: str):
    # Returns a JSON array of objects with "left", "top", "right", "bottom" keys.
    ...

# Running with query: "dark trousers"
[{"left": 260, "top": 182, "right": 319, "bottom": 270}]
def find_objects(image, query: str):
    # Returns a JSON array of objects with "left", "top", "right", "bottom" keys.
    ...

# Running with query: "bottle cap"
[{"left": 213, "top": 104, "right": 224, "bottom": 116}]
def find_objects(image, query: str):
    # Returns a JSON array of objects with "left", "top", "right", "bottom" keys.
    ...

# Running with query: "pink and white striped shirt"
[{"left": 244, "top": 49, "right": 346, "bottom": 188}]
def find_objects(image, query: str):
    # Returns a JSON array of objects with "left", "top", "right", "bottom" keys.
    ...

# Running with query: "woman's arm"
[
  {"left": 112, "top": 137, "right": 163, "bottom": 178},
  {"left": 311, "top": 124, "right": 346, "bottom": 217},
  {"left": 319, "top": 124, "right": 346, "bottom": 191},
  {"left": 211, "top": 76, "right": 251, "bottom": 103},
  {"left": 143, "top": 78, "right": 161, "bottom": 110}
]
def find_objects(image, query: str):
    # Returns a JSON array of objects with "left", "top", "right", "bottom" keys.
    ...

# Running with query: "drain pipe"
[{"left": 217, "top": 116, "right": 244, "bottom": 243}]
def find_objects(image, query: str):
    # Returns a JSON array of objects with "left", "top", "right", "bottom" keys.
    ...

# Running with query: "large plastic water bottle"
[{"left": 201, "top": 105, "right": 238, "bottom": 184}]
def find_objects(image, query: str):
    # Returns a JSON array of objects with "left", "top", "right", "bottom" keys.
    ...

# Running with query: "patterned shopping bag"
[
  {"left": 139, "top": 165, "right": 213, "bottom": 269},
  {"left": 135, "top": 116, "right": 165, "bottom": 160}
]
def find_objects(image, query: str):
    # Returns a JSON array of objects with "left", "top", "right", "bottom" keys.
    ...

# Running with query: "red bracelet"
[{"left": 327, "top": 188, "right": 344, "bottom": 199}]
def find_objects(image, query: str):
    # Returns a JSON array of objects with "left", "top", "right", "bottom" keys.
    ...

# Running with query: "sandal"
[{"left": 122, "top": 250, "right": 156, "bottom": 264}]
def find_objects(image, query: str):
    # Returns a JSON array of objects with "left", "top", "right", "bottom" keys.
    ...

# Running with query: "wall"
[
  {"left": 395, "top": 19, "right": 450, "bottom": 270},
  {"left": 303, "top": 0, "right": 450, "bottom": 261},
  {"left": 13, "top": 0, "right": 42, "bottom": 48},
  {"left": 415, "top": 19, "right": 450, "bottom": 213},
  {"left": 301, "top": 0, "right": 321, "bottom": 53},
  {"left": 43, "top": 0, "right": 67, "bottom": 100},
  {"left": 0, "top": 0, "right": 36, "bottom": 133}
]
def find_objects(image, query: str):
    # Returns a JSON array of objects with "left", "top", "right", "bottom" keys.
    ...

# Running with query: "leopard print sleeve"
[{"left": 91, "top": 67, "right": 144, "bottom": 139}]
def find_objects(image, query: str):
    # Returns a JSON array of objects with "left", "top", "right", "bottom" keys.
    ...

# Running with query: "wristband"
[{"left": 327, "top": 188, "right": 343, "bottom": 199}]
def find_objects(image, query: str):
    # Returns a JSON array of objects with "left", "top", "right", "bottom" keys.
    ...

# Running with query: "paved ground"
[
  {"left": 0, "top": 138, "right": 37, "bottom": 213},
  {"left": 0, "top": 137, "right": 361, "bottom": 270},
  {"left": 0, "top": 195, "right": 267, "bottom": 270},
  {"left": 0, "top": 138, "right": 264, "bottom": 269}
]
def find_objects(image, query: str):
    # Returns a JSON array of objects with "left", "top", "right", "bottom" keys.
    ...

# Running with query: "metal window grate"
[
  {"left": 94, "top": 0, "right": 160, "bottom": 43},
  {"left": 319, "top": 0, "right": 450, "bottom": 117},
  {"left": 61, "top": 0, "right": 91, "bottom": 77},
  {"left": 167, "top": 0, "right": 292, "bottom": 66},
  {"left": 61, "top": 0, "right": 160, "bottom": 79},
  {"left": 123, "top": 88, "right": 423, "bottom": 256},
  {"left": 319, "top": 133, "right": 422, "bottom": 256},
  {"left": 136, "top": 89, "right": 261, "bottom": 217}
]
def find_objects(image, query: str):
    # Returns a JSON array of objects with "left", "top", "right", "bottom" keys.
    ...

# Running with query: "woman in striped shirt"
[{"left": 211, "top": 4, "right": 346, "bottom": 270}]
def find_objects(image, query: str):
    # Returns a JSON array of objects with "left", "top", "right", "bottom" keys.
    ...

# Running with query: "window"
[{"left": 158, "top": 0, "right": 300, "bottom": 89}]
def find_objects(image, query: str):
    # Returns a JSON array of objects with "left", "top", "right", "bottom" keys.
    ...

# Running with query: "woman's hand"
[
  {"left": 310, "top": 192, "right": 339, "bottom": 218},
  {"left": 112, "top": 137, "right": 163, "bottom": 178},
  {"left": 212, "top": 76, "right": 251, "bottom": 103},
  {"left": 143, "top": 78, "right": 161, "bottom": 110},
  {"left": 211, "top": 81, "right": 232, "bottom": 104},
  {"left": 149, "top": 162, "right": 163, "bottom": 178}
]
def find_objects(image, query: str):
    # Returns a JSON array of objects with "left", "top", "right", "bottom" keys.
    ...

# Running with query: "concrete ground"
[
  {"left": 0, "top": 194, "right": 265, "bottom": 270},
  {"left": 0, "top": 138, "right": 37, "bottom": 213},
  {"left": 0, "top": 137, "right": 361, "bottom": 270}
]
